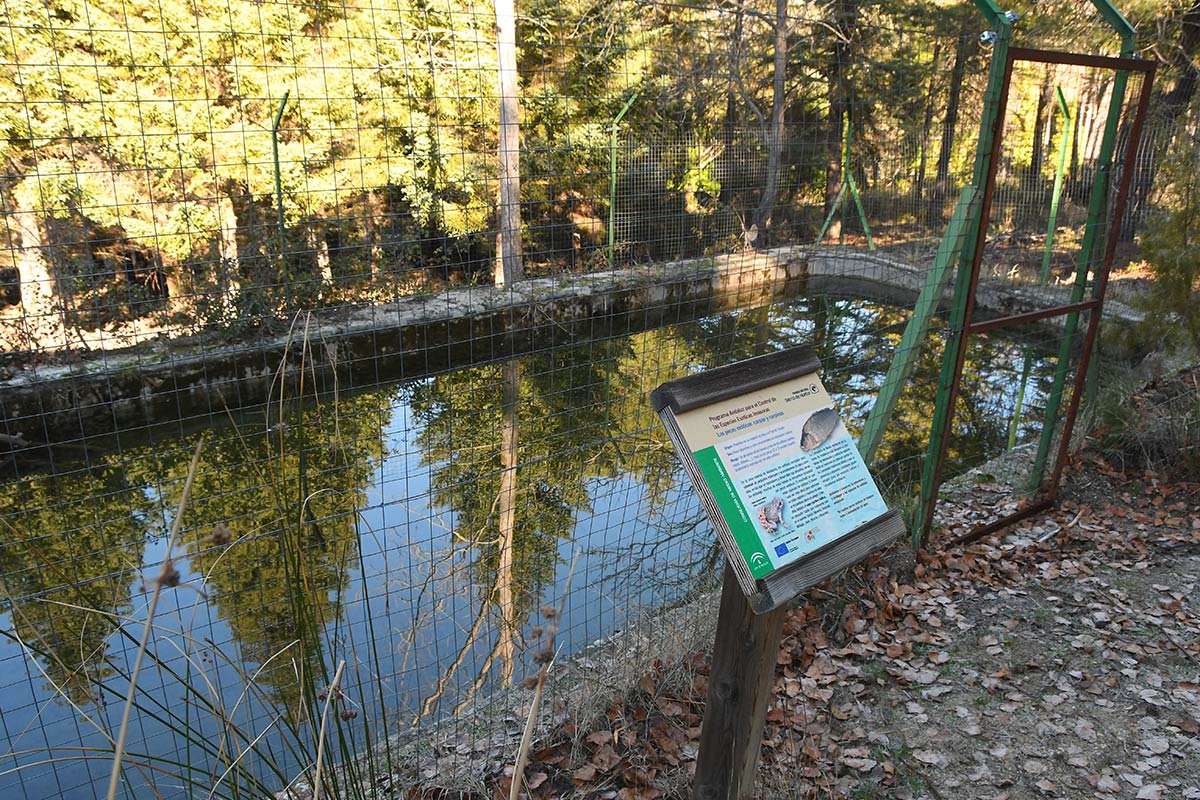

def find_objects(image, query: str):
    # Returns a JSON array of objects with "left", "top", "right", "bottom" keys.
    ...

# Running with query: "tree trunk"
[
  {"left": 164, "top": 265, "right": 184, "bottom": 314},
  {"left": 1025, "top": 70, "right": 1054, "bottom": 225},
  {"left": 212, "top": 195, "right": 241, "bottom": 317},
  {"left": 726, "top": 0, "right": 758, "bottom": 239},
  {"left": 1084, "top": 80, "right": 1109, "bottom": 163},
  {"left": 492, "top": 0, "right": 523, "bottom": 684},
  {"left": 935, "top": 20, "right": 972, "bottom": 194},
  {"left": 824, "top": 0, "right": 859, "bottom": 239},
  {"left": 824, "top": 110, "right": 843, "bottom": 240},
  {"left": 1070, "top": 75, "right": 1108, "bottom": 204},
  {"left": 1070, "top": 94, "right": 1082, "bottom": 177},
  {"left": 363, "top": 191, "right": 384, "bottom": 287},
  {"left": 1122, "top": 0, "right": 1200, "bottom": 238},
  {"left": 750, "top": 0, "right": 788, "bottom": 243},
  {"left": 1029, "top": 69, "right": 1053, "bottom": 184},
  {"left": 494, "top": 359, "right": 520, "bottom": 687},
  {"left": 914, "top": 42, "right": 941, "bottom": 213},
  {"left": 314, "top": 228, "right": 332, "bottom": 288},
  {"left": 9, "top": 198, "right": 66, "bottom": 350},
  {"left": 493, "top": 0, "right": 523, "bottom": 286},
  {"left": 722, "top": 90, "right": 739, "bottom": 152},
  {"left": 1159, "top": 0, "right": 1200, "bottom": 120},
  {"left": 719, "top": 75, "right": 739, "bottom": 211}
]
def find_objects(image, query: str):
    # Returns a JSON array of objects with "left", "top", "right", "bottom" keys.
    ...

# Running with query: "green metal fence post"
[
  {"left": 1005, "top": 355, "right": 1034, "bottom": 450},
  {"left": 1029, "top": 2, "right": 1137, "bottom": 488},
  {"left": 816, "top": 112, "right": 875, "bottom": 249},
  {"left": 844, "top": 115, "right": 875, "bottom": 250},
  {"left": 817, "top": 183, "right": 848, "bottom": 244},
  {"left": 608, "top": 94, "right": 638, "bottom": 268},
  {"left": 911, "top": 0, "right": 1012, "bottom": 546},
  {"left": 847, "top": 175, "right": 875, "bottom": 250},
  {"left": 840, "top": 113, "right": 850, "bottom": 246},
  {"left": 858, "top": 186, "right": 978, "bottom": 464},
  {"left": 1040, "top": 87, "right": 1072, "bottom": 282},
  {"left": 1008, "top": 87, "right": 1070, "bottom": 450},
  {"left": 272, "top": 90, "right": 291, "bottom": 306}
]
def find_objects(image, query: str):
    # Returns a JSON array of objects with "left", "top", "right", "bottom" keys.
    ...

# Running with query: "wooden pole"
[
  {"left": 493, "top": 0, "right": 523, "bottom": 287},
  {"left": 693, "top": 562, "right": 787, "bottom": 800}
]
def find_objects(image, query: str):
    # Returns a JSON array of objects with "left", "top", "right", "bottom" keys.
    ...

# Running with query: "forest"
[{"left": 1, "top": 0, "right": 1197, "bottom": 355}]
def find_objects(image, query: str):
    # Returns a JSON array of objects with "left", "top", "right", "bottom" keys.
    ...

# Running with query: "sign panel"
[
  {"left": 674, "top": 374, "right": 889, "bottom": 579},
  {"left": 652, "top": 346, "right": 904, "bottom": 612}
]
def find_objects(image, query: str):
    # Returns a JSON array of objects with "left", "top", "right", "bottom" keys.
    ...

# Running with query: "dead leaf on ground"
[
  {"left": 592, "top": 744, "right": 622, "bottom": 772},
  {"left": 912, "top": 749, "right": 948, "bottom": 767}
]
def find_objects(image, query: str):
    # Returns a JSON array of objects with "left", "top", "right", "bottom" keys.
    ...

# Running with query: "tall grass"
[
  {"left": 0, "top": 316, "right": 396, "bottom": 800},
  {"left": 106, "top": 436, "right": 206, "bottom": 800}
]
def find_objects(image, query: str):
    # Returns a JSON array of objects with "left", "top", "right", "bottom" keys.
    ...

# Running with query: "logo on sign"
[
  {"left": 750, "top": 552, "right": 768, "bottom": 567},
  {"left": 774, "top": 543, "right": 789, "bottom": 557}
]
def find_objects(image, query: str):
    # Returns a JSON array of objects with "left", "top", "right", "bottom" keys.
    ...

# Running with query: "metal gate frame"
[{"left": 915, "top": 47, "right": 1156, "bottom": 547}]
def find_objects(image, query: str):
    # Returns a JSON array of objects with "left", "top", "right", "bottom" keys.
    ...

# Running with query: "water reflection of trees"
[
  {"left": 164, "top": 393, "right": 390, "bottom": 711},
  {"left": 0, "top": 299, "right": 1052, "bottom": 720},
  {"left": 409, "top": 344, "right": 629, "bottom": 692},
  {"left": 0, "top": 391, "right": 390, "bottom": 714},
  {"left": 0, "top": 463, "right": 153, "bottom": 704}
]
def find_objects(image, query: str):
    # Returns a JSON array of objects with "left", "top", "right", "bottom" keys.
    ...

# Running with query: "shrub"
[{"left": 1140, "top": 126, "right": 1200, "bottom": 352}]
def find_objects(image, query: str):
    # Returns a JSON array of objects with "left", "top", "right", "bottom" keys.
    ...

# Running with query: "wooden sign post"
[
  {"left": 692, "top": 564, "right": 786, "bottom": 800},
  {"left": 649, "top": 347, "right": 905, "bottom": 800}
]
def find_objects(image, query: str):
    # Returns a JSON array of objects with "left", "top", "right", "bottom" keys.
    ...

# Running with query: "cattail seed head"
[
  {"left": 209, "top": 523, "right": 232, "bottom": 545},
  {"left": 159, "top": 563, "right": 181, "bottom": 588}
]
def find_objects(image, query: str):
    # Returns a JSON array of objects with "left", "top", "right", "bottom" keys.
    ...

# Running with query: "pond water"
[{"left": 0, "top": 298, "right": 1057, "bottom": 799}]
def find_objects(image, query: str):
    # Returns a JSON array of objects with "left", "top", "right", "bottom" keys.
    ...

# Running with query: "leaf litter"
[{"left": 411, "top": 455, "right": 1200, "bottom": 800}]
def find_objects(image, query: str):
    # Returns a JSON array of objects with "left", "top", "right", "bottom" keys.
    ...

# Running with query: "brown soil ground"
[
  {"left": 479, "top": 455, "right": 1199, "bottom": 800},
  {"left": 756, "top": 461, "right": 1200, "bottom": 800}
]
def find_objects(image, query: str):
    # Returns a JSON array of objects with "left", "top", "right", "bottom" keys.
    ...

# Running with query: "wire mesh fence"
[
  {"left": 0, "top": 0, "right": 1180, "bottom": 796},
  {"left": 910, "top": 46, "right": 1157, "bottom": 545}
]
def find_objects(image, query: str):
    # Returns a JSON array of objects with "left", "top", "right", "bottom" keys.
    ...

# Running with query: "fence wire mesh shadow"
[{"left": 0, "top": 0, "right": 1177, "bottom": 796}]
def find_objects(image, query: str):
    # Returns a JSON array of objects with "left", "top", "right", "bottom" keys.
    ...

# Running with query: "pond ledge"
[{"left": 0, "top": 245, "right": 1141, "bottom": 442}]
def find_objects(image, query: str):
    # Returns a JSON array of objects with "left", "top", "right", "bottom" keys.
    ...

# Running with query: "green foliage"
[
  {"left": 1093, "top": 363, "right": 1200, "bottom": 480},
  {"left": 2, "top": 0, "right": 1166, "bottom": 338},
  {"left": 0, "top": 464, "right": 152, "bottom": 704},
  {"left": 1, "top": 0, "right": 503, "bottom": 324},
  {"left": 1141, "top": 129, "right": 1200, "bottom": 351},
  {"left": 169, "top": 393, "right": 387, "bottom": 707}
]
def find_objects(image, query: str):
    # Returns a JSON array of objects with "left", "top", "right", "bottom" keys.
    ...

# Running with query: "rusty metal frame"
[{"left": 923, "top": 47, "right": 1156, "bottom": 548}]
